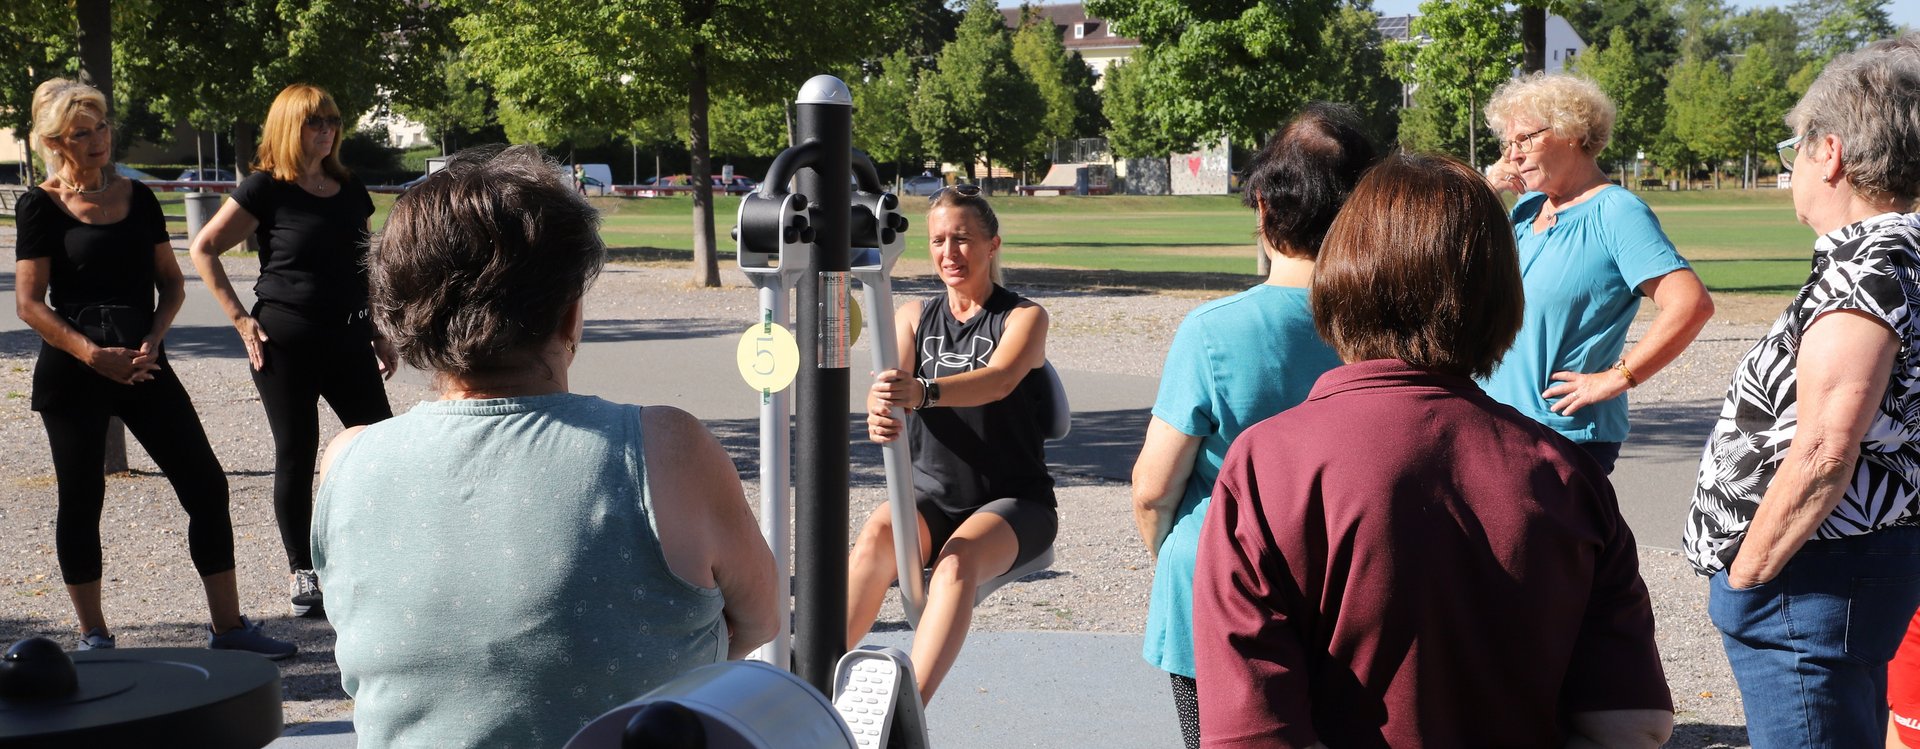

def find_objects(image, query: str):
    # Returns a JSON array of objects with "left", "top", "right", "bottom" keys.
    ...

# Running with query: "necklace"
[{"left": 65, "top": 173, "right": 113, "bottom": 195}]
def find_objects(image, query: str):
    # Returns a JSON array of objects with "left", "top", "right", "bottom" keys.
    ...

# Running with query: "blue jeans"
[{"left": 1708, "top": 525, "right": 1920, "bottom": 748}]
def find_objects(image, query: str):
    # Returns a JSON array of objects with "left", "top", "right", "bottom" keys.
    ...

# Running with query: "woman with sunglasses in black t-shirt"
[
  {"left": 15, "top": 78, "right": 293, "bottom": 657},
  {"left": 189, "top": 84, "right": 395, "bottom": 619}
]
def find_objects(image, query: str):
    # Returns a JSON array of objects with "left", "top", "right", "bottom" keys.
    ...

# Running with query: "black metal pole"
[{"left": 792, "top": 76, "right": 853, "bottom": 694}]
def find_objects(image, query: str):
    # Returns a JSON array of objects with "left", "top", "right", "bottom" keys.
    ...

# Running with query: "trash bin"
[{"left": 183, "top": 192, "right": 222, "bottom": 244}]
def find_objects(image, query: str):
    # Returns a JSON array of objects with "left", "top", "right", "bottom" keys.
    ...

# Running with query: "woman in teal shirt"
[
  {"left": 1483, "top": 73, "right": 1715, "bottom": 472},
  {"left": 1131, "top": 103, "right": 1377, "bottom": 749}
]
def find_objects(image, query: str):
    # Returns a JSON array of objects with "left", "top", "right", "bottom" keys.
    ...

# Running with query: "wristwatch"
[{"left": 918, "top": 377, "right": 941, "bottom": 408}]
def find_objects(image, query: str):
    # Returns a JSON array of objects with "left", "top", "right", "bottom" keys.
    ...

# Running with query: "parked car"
[
  {"left": 115, "top": 165, "right": 159, "bottom": 182},
  {"left": 174, "top": 168, "right": 237, "bottom": 190},
  {"left": 719, "top": 175, "right": 757, "bottom": 194},
  {"left": 901, "top": 174, "right": 945, "bottom": 197}
]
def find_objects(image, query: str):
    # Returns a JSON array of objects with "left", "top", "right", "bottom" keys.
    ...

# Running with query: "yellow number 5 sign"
[{"left": 737, "top": 322, "right": 800, "bottom": 394}]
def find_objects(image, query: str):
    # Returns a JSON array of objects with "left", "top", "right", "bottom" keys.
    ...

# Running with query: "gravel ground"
[{"left": 0, "top": 224, "right": 1794, "bottom": 747}]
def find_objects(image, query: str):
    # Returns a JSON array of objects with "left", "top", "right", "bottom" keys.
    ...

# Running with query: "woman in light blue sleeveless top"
[
  {"left": 1131, "top": 104, "right": 1377, "bottom": 749},
  {"left": 311, "top": 146, "right": 777, "bottom": 748}
]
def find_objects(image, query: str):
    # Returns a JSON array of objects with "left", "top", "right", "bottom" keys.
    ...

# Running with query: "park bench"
[{"left": 0, "top": 184, "right": 28, "bottom": 217}]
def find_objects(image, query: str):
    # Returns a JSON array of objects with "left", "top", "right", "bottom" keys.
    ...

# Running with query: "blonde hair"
[
  {"left": 1485, "top": 73, "right": 1617, "bottom": 157},
  {"left": 254, "top": 84, "right": 350, "bottom": 182},
  {"left": 30, "top": 78, "right": 111, "bottom": 181},
  {"left": 929, "top": 189, "right": 1005, "bottom": 284}
]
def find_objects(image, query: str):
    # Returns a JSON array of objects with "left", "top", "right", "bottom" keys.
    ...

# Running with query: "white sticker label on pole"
[
  {"left": 737, "top": 322, "right": 800, "bottom": 397},
  {"left": 819, "top": 271, "right": 851, "bottom": 369}
]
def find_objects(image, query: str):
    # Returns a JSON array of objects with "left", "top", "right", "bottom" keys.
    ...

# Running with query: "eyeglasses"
[
  {"left": 1777, "top": 134, "right": 1803, "bottom": 174},
  {"left": 1499, "top": 125, "right": 1553, "bottom": 154},
  {"left": 303, "top": 115, "right": 343, "bottom": 130},
  {"left": 927, "top": 183, "right": 981, "bottom": 203}
]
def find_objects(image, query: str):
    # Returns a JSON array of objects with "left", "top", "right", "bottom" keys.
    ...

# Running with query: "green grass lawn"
[{"left": 10, "top": 187, "right": 1817, "bottom": 295}]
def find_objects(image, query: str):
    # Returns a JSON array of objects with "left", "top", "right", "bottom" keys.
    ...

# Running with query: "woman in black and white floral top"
[{"left": 1684, "top": 35, "right": 1920, "bottom": 748}]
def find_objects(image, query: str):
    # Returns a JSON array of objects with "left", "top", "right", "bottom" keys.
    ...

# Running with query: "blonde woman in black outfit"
[
  {"left": 190, "top": 84, "right": 395, "bottom": 618},
  {"left": 15, "top": 78, "right": 293, "bottom": 657}
]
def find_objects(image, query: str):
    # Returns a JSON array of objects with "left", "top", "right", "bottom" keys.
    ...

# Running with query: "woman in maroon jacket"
[{"left": 1191, "top": 153, "right": 1672, "bottom": 748}]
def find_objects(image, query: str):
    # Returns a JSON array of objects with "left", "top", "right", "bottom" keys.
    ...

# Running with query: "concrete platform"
[{"left": 267, "top": 630, "right": 1178, "bottom": 748}]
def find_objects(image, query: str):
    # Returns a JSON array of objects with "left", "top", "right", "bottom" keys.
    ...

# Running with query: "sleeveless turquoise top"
[{"left": 313, "top": 393, "right": 727, "bottom": 748}]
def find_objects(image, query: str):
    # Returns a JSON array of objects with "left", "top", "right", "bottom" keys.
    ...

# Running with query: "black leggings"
[
  {"left": 251, "top": 302, "right": 392, "bottom": 571},
  {"left": 1170, "top": 673, "right": 1199, "bottom": 749},
  {"left": 40, "top": 362, "right": 233, "bottom": 585}
]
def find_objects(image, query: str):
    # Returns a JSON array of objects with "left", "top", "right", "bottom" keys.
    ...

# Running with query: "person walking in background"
[
  {"left": 1129, "top": 102, "right": 1377, "bottom": 749},
  {"left": 1685, "top": 35, "right": 1920, "bottom": 748},
  {"left": 313, "top": 145, "right": 777, "bottom": 747},
  {"left": 15, "top": 78, "right": 294, "bottom": 658},
  {"left": 188, "top": 83, "right": 394, "bottom": 619},
  {"left": 847, "top": 185, "right": 1056, "bottom": 705},
  {"left": 1194, "top": 152, "right": 1672, "bottom": 748},
  {"left": 1483, "top": 73, "right": 1715, "bottom": 473}
]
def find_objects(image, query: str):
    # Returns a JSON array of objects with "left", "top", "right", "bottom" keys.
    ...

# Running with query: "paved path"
[{"left": 0, "top": 246, "right": 1724, "bottom": 748}]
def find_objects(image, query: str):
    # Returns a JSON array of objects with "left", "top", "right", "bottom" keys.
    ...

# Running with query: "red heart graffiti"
[{"left": 1187, "top": 157, "right": 1202, "bottom": 176}]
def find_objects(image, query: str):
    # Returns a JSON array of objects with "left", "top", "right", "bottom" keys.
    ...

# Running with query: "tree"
[
  {"left": 1794, "top": 0, "right": 1895, "bottom": 63},
  {"left": 1674, "top": 0, "right": 1734, "bottom": 62},
  {"left": 1726, "top": 6, "right": 1803, "bottom": 68},
  {"left": 1570, "top": 27, "right": 1666, "bottom": 177},
  {"left": 0, "top": 0, "right": 74, "bottom": 143},
  {"left": 1087, "top": 0, "right": 1337, "bottom": 149},
  {"left": 1386, "top": 0, "right": 1519, "bottom": 167},
  {"left": 1560, "top": 0, "right": 1681, "bottom": 76},
  {"left": 390, "top": 50, "right": 495, "bottom": 156},
  {"left": 455, "top": 0, "right": 908, "bottom": 287},
  {"left": 1305, "top": 2, "right": 1401, "bottom": 147},
  {"left": 1101, "top": 59, "right": 1178, "bottom": 159},
  {"left": 116, "top": 0, "right": 458, "bottom": 177},
  {"left": 910, "top": 0, "right": 1043, "bottom": 188},
  {"left": 1660, "top": 56, "right": 1736, "bottom": 188},
  {"left": 1012, "top": 7, "right": 1080, "bottom": 174},
  {"left": 709, "top": 95, "right": 789, "bottom": 159},
  {"left": 854, "top": 50, "right": 924, "bottom": 180},
  {"left": 1064, "top": 52, "right": 1107, "bottom": 139},
  {"left": 1726, "top": 43, "right": 1796, "bottom": 187}
]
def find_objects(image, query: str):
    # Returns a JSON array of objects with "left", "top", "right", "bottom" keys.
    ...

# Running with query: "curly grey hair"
[
  {"left": 370, "top": 144, "right": 606, "bottom": 376},
  {"left": 1788, "top": 34, "right": 1920, "bottom": 202}
]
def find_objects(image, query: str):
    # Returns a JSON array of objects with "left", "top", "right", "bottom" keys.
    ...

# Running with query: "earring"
[{"left": 565, "top": 340, "right": 578, "bottom": 354}]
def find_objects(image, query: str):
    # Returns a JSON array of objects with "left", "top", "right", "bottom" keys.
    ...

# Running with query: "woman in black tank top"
[{"left": 845, "top": 187, "right": 1056, "bottom": 704}]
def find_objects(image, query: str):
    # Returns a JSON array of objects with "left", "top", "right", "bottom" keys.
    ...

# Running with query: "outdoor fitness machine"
[{"left": 567, "top": 73, "right": 1065, "bottom": 748}]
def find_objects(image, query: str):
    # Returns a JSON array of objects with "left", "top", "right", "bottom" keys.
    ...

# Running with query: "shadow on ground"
[{"left": 1667, "top": 721, "right": 1749, "bottom": 748}]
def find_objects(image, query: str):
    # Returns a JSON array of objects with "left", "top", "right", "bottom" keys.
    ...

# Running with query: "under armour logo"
[{"left": 922, "top": 335, "right": 995, "bottom": 375}]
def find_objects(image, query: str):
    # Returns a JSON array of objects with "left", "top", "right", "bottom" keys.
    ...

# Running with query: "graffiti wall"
[
  {"left": 1170, "top": 138, "right": 1231, "bottom": 195},
  {"left": 1118, "top": 157, "right": 1169, "bottom": 195}
]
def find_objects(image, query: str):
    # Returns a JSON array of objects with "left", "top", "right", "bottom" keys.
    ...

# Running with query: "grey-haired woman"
[{"left": 1684, "top": 34, "right": 1920, "bottom": 748}]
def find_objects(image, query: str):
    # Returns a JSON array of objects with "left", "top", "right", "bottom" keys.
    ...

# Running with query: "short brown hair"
[
  {"left": 1312, "top": 153, "right": 1523, "bottom": 378},
  {"left": 370, "top": 145, "right": 605, "bottom": 376}
]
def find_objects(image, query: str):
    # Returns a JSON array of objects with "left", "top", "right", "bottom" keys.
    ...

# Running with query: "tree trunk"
[
  {"left": 1466, "top": 94, "right": 1479, "bottom": 170},
  {"left": 983, "top": 156, "right": 993, "bottom": 196},
  {"left": 77, "top": 0, "right": 112, "bottom": 117},
  {"left": 235, "top": 122, "right": 259, "bottom": 177},
  {"left": 688, "top": 41, "right": 720, "bottom": 288},
  {"left": 76, "top": 0, "right": 129, "bottom": 474},
  {"left": 1521, "top": 5, "right": 1547, "bottom": 74}
]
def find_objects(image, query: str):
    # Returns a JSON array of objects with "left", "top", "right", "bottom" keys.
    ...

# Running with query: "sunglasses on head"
[
  {"left": 928, "top": 183, "right": 982, "bottom": 203},
  {"left": 303, "top": 115, "right": 343, "bottom": 129}
]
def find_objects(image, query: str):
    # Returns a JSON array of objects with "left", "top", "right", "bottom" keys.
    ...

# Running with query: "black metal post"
[{"left": 792, "top": 76, "right": 853, "bottom": 694}]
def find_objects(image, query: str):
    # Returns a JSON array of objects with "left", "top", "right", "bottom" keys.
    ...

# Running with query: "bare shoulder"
[
  {"left": 640, "top": 405, "right": 741, "bottom": 493},
  {"left": 318, "top": 425, "right": 371, "bottom": 484}
]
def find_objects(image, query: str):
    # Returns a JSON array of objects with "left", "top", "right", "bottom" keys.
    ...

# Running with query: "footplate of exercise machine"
[{"left": 832, "top": 646, "right": 929, "bottom": 749}]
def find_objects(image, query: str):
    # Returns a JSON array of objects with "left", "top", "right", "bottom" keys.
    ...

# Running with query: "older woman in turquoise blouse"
[{"left": 1482, "top": 73, "right": 1715, "bottom": 472}]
